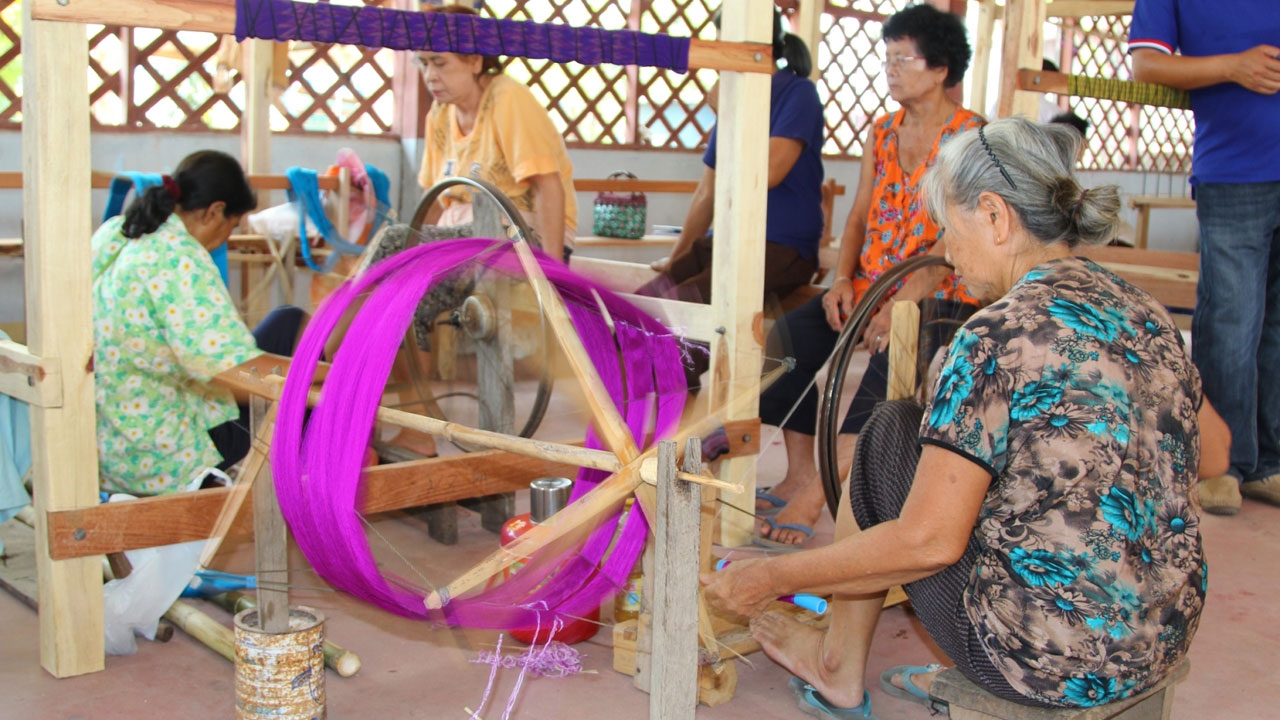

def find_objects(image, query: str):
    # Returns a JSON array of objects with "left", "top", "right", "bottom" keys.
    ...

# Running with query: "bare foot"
[
  {"left": 751, "top": 612, "right": 865, "bottom": 708},
  {"left": 756, "top": 476, "right": 826, "bottom": 545}
]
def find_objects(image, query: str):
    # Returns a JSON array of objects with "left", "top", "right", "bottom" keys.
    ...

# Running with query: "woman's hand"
[
  {"left": 699, "top": 557, "right": 778, "bottom": 619},
  {"left": 858, "top": 302, "right": 893, "bottom": 354},
  {"left": 650, "top": 255, "right": 673, "bottom": 274},
  {"left": 823, "top": 279, "right": 857, "bottom": 332}
]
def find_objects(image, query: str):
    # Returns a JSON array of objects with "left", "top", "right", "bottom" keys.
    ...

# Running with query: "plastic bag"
[{"left": 102, "top": 477, "right": 205, "bottom": 655}]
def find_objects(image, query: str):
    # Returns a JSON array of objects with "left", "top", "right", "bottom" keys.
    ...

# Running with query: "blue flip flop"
[
  {"left": 755, "top": 488, "right": 789, "bottom": 517},
  {"left": 789, "top": 677, "right": 876, "bottom": 719},
  {"left": 879, "top": 664, "right": 948, "bottom": 715},
  {"left": 752, "top": 515, "right": 814, "bottom": 551}
]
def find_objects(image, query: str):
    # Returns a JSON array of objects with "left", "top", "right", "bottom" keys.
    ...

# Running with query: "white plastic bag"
[{"left": 102, "top": 475, "right": 208, "bottom": 655}]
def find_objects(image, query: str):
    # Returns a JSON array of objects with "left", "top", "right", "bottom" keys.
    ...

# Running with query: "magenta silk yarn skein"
[{"left": 271, "top": 238, "right": 689, "bottom": 629}]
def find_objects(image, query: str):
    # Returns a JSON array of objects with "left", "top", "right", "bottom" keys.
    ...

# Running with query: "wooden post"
[
  {"left": 240, "top": 37, "right": 274, "bottom": 321},
  {"left": 996, "top": 0, "right": 1046, "bottom": 119},
  {"left": 22, "top": 0, "right": 105, "bottom": 677},
  {"left": 969, "top": 0, "right": 997, "bottom": 116},
  {"left": 710, "top": 0, "right": 772, "bottom": 547},
  {"left": 886, "top": 302, "right": 920, "bottom": 402},
  {"left": 794, "top": 0, "right": 825, "bottom": 81},
  {"left": 648, "top": 440, "right": 700, "bottom": 720},
  {"left": 250, "top": 397, "right": 289, "bottom": 632}
]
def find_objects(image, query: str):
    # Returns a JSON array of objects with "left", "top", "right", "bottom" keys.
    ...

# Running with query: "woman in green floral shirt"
[
  {"left": 701, "top": 119, "right": 1231, "bottom": 716},
  {"left": 93, "top": 150, "right": 305, "bottom": 495}
]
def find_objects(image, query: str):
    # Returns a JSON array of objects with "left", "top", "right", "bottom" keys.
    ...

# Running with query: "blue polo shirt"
[
  {"left": 1129, "top": 0, "right": 1280, "bottom": 184},
  {"left": 704, "top": 69, "right": 826, "bottom": 259}
]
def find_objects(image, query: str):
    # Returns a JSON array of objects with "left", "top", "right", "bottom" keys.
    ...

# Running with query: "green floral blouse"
[{"left": 92, "top": 214, "right": 259, "bottom": 494}]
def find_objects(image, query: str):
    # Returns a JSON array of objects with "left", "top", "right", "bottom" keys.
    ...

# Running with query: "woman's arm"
[
  {"left": 526, "top": 172, "right": 566, "bottom": 261},
  {"left": 822, "top": 135, "right": 877, "bottom": 331},
  {"left": 652, "top": 165, "right": 716, "bottom": 272},
  {"left": 1132, "top": 46, "right": 1280, "bottom": 94},
  {"left": 702, "top": 445, "right": 991, "bottom": 617},
  {"left": 1198, "top": 398, "right": 1232, "bottom": 479},
  {"left": 767, "top": 137, "right": 805, "bottom": 189}
]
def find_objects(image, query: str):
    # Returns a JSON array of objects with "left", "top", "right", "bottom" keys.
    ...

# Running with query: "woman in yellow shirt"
[{"left": 414, "top": 5, "right": 577, "bottom": 261}]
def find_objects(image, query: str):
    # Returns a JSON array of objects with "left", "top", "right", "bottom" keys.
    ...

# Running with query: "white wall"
[{"left": 0, "top": 129, "right": 1200, "bottom": 326}]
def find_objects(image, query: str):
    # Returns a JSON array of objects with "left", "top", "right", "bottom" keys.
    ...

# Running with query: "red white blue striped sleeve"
[{"left": 1128, "top": 0, "right": 1178, "bottom": 56}]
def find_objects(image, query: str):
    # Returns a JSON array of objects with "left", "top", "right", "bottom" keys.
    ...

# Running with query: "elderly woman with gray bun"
[{"left": 701, "top": 118, "right": 1230, "bottom": 717}]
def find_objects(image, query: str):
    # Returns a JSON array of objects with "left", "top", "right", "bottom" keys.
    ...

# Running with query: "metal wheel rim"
[
  {"left": 816, "top": 254, "right": 953, "bottom": 519},
  {"left": 405, "top": 177, "right": 555, "bottom": 445}
]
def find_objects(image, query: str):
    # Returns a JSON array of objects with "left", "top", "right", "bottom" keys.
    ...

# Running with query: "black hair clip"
[{"left": 978, "top": 125, "right": 1017, "bottom": 191}]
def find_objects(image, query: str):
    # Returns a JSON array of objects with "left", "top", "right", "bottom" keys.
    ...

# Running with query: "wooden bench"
[
  {"left": 1129, "top": 194, "right": 1195, "bottom": 250},
  {"left": 931, "top": 661, "right": 1189, "bottom": 720},
  {"left": 1075, "top": 244, "right": 1198, "bottom": 314}
]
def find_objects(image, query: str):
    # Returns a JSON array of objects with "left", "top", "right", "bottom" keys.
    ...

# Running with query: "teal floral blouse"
[
  {"left": 920, "top": 256, "right": 1206, "bottom": 707},
  {"left": 92, "top": 214, "right": 259, "bottom": 495}
]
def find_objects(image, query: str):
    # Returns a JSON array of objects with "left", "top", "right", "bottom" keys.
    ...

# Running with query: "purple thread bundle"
[
  {"left": 271, "top": 238, "right": 687, "bottom": 630},
  {"left": 235, "top": 0, "right": 691, "bottom": 73}
]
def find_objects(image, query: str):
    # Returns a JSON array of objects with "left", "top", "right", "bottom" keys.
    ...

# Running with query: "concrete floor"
[{"left": 4, "top": 370, "right": 1280, "bottom": 719}]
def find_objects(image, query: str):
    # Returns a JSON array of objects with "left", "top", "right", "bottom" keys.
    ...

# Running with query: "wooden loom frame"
[{"left": 9, "top": 0, "right": 778, "bottom": 689}]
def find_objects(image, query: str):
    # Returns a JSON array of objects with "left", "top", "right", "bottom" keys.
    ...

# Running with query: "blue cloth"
[
  {"left": 0, "top": 330, "right": 32, "bottom": 554},
  {"left": 703, "top": 69, "right": 826, "bottom": 259},
  {"left": 1191, "top": 181, "right": 1280, "bottom": 482},
  {"left": 1129, "top": 0, "right": 1280, "bottom": 185},
  {"left": 286, "top": 166, "right": 367, "bottom": 273},
  {"left": 102, "top": 172, "right": 229, "bottom": 285}
]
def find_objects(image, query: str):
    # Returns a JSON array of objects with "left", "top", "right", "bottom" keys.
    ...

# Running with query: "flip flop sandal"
[
  {"left": 755, "top": 488, "right": 789, "bottom": 517},
  {"left": 789, "top": 677, "right": 876, "bottom": 719},
  {"left": 751, "top": 516, "right": 814, "bottom": 551},
  {"left": 879, "top": 664, "right": 949, "bottom": 715}
]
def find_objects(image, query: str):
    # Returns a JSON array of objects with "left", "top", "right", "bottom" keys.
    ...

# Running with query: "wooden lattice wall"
[{"left": 0, "top": 0, "right": 1198, "bottom": 167}]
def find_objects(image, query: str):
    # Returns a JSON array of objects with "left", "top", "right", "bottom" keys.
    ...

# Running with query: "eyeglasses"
[{"left": 882, "top": 54, "right": 925, "bottom": 69}]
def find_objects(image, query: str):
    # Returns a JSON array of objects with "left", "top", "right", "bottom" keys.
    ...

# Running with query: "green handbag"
[{"left": 592, "top": 171, "right": 647, "bottom": 239}]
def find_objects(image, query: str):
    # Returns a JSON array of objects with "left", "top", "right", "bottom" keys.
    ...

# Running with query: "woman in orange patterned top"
[{"left": 754, "top": 4, "right": 984, "bottom": 549}]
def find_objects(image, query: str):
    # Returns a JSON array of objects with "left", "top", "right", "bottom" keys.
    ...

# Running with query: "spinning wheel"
[
  {"left": 366, "top": 177, "right": 556, "bottom": 450},
  {"left": 815, "top": 254, "right": 966, "bottom": 519}
]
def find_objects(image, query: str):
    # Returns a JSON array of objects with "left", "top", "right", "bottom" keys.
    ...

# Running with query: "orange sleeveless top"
[{"left": 851, "top": 108, "right": 984, "bottom": 305}]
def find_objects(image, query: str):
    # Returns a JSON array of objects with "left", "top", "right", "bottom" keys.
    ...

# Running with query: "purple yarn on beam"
[
  {"left": 271, "top": 239, "right": 687, "bottom": 629},
  {"left": 235, "top": 0, "right": 691, "bottom": 72}
]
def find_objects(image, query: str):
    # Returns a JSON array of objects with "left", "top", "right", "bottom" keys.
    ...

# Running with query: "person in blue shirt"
[
  {"left": 1130, "top": 0, "right": 1280, "bottom": 514},
  {"left": 636, "top": 9, "right": 825, "bottom": 390}
]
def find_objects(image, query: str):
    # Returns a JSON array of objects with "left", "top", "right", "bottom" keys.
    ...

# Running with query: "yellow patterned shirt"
[
  {"left": 417, "top": 73, "right": 577, "bottom": 234},
  {"left": 91, "top": 214, "right": 259, "bottom": 495}
]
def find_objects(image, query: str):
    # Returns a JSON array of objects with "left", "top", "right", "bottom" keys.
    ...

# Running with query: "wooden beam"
[
  {"left": 1047, "top": 1, "right": 1134, "bottom": 18},
  {"left": 709, "top": 0, "right": 771, "bottom": 547},
  {"left": 0, "top": 340, "right": 62, "bottom": 408},
  {"left": 31, "top": 0, "right": 773, "bottom": 74},
  {"left": 886, "top": 301, "right": 920, "bottom": 402},
  {"left": 249, "top": 397, "right": 290, "bottom": 631},
  {"left": 997, "top": 0, "right": 1047, "bottom": 119},
  {"left": 44, "top": 421, "right": 763, "bottom": 560},
  {"left": 1017, "top": 67, "right": 1070, "bottom": 95},
  {"left": 648, "top": 441, "right": 701, "bottom": 720},
  {"left": 22, "top": 1, "right": 104, "bottom": 677},
  {"left": 572, "top": 179, "right": 701, "bottom": 194},
  {"left": 969, "top": 0, "right": 998, "bottom": 115}
]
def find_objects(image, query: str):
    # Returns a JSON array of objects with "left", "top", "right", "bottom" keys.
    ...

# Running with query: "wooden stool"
[{"left": 930, "top": 661, "right": 1189, "bottom": 720}]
